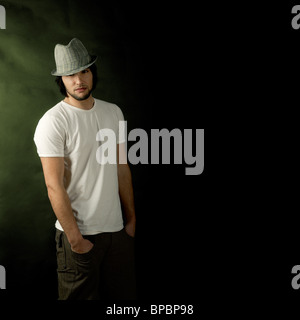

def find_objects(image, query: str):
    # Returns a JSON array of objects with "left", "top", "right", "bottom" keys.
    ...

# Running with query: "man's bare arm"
[
  {"left": 40, "top": 157, "right": 93, "bottom": 253},
  {"left": 117, "top": 143, "right": 136, "bottom": 237}
]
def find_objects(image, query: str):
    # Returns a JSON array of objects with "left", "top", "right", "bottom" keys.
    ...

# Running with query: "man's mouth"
[{"left": 75, "top": 87, "right": 87, "bottom": 92}]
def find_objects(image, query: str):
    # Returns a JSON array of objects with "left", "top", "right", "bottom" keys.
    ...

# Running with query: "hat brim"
[{"left": 51, "top": 55, "right": 98, "bottom": 76}]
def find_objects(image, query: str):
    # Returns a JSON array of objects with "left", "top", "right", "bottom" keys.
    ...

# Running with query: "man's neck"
[{"left": 64, "top": 95, "right": 95, "bottom": 110}]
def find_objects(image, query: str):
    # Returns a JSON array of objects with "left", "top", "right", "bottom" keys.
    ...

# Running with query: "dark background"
[{"left": 0, "top": 0, "right": 210, "bottom": 303}]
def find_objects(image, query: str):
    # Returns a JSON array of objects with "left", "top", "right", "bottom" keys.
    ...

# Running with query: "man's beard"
[{"left": 67, "top": 88, "right": 92, "bottom": 101}]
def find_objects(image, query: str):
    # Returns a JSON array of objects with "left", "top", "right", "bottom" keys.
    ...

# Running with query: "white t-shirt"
[{"left": 33, "top": 98, "right": 125, "bottom": 235}]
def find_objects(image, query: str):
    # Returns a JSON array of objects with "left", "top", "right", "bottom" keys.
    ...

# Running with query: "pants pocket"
[
  {"left": 71, "top": 240, "right": 96, "bottom": 274},
  {"left": 71, "top": 246, "right": 94, "bottom": 262}
]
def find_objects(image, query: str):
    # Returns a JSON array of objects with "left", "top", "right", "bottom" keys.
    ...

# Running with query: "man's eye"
[{"left": 82, "top": 69, "right": 89, "bottom": 73}]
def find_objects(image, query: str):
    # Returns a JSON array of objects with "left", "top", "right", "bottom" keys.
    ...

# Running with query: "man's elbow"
[{"left": 45, "top": 181, "right": 65, "bottom": 198}]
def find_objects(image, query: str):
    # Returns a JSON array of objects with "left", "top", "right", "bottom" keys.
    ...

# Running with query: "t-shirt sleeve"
[
  {"left": 33, "top": 113, "right": 65, "bottom": 157},
  {"left": 115, "top": 105, "right": 126, "bottom": 144}
]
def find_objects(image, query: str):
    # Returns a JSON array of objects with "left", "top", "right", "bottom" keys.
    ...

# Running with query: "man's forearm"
[
  {"left": 40, "top": 157, "right": 92, "bottom": 253},
  {"left": 118, "top": 164, "right": 136, "bottom": 229},
  {"left": 47, "top": 186, "right": 83, "bottom": 246}
]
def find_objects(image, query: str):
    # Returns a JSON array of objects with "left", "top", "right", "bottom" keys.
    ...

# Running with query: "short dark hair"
[{"left": 55, "top": 63, "right": 98, "bottom": 97}]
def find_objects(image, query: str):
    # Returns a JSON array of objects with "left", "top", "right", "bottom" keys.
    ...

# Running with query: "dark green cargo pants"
[{"left": 55, "top": 228, "right": 137, "bottom": 300}]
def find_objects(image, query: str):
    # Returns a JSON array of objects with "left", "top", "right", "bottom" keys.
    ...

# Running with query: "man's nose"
[{"left": 74, "top": 73, "right": 84, "bottom": 84}]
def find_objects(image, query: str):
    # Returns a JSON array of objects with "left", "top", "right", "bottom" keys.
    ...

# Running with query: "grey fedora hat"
[{"left": 51, "top": 38, "right": 97, "bottom": 76}]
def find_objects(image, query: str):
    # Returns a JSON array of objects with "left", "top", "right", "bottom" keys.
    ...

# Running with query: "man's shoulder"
[
  {"left": 43, "top": 101, "right": 65, "bottom": 117},
  {"left": 38, "top": 101, "right": 68, "bottom": 123}
]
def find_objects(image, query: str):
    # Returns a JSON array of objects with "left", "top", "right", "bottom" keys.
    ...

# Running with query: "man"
[{"left": 34, "top": 38, "right": 136, "bottom": 300}]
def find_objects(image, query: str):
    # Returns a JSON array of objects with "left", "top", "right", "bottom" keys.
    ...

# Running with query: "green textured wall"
[{"left": 0, "top": 0, "right": 150, "bottom": 298}]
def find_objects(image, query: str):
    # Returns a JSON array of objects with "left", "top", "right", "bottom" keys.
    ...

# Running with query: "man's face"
[{"left": 62, "top": 68, "right": 93, "bottom": 101}]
